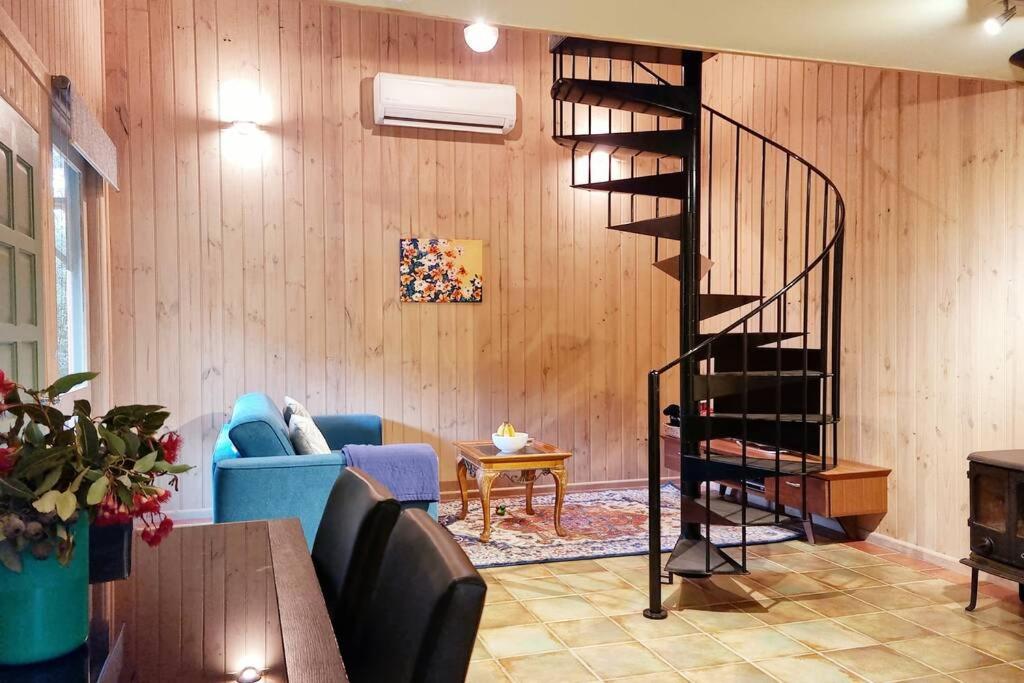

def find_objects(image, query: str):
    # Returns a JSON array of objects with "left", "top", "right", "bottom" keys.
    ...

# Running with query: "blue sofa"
[{"left": 212, "top": 393, "right": 438, "bottom": 547}]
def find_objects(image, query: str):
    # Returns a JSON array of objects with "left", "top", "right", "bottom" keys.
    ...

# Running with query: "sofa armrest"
[
  {"left": 313, "top": 414, "right": 383, "bottom": 450},
  {"left": 212, "top": 453, "right": 346, "bottom": 547}
]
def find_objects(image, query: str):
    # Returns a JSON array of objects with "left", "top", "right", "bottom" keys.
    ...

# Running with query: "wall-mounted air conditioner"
[{"left": 372, "top": 72, "right": 516, "bottom": 135}]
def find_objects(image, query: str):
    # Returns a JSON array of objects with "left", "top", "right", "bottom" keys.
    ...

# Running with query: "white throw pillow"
[
  {"left": 288, "top": 414, "right": 331, "bottom": 455},
  {"left": 283, "top": 395, "right": 312, "bottom": 425}
]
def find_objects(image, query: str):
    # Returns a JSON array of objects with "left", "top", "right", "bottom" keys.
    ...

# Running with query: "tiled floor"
[{"left": 468, "top": 539, "right": 1024, "bottom": 682}]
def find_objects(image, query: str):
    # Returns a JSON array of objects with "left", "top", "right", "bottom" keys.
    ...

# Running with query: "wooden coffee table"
[{"left": 453, "top": 440, "right": 572, "bottom": 543}]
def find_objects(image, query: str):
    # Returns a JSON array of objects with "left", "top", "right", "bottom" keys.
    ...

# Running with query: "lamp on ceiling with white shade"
[{"left": 464, "top": 20, "right": 499, "bottom": 52}]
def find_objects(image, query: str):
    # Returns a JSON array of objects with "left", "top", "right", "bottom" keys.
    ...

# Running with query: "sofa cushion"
[
  {"left": 289, "top": 414, "right": 332, "bottom": 455},
  {"left": 283, "top": 395, "right": 313, "bottom": 426},
  {"left": 228, "top": 392, "right": 297, "bottom": 458}
]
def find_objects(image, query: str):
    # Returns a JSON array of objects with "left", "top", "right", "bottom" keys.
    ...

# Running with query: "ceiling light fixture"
[
  {"left": 236, "top": 666, "right": 263, "bottom": 683},
  {"left": 464, "top": 20, "right": 499, "bottom": 53},
  {"left": 985, "top": 1, "right": 1017, "bottom": 35}
]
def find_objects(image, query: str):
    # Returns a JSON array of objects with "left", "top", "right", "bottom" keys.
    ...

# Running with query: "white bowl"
[{"left": 492, "top": 432, "right": 529, "bottom": 453}]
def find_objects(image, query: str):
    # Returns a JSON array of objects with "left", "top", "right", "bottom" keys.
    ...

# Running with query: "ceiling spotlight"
[
  {"left": 464, "top": 20, "right": 499, "bottom": 53},
  {"left": 985, "top": 2, "right": 1016, "bottom": 35},
  {"left": 236, "top": 666, "right": 263, "bottom": 683}
]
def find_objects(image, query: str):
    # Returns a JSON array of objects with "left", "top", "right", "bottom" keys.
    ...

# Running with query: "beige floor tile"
[
  {"left": 546, "top": 559, "right": 606, "bottom": 575},
  {"left": 837, "top": 612, "right": 936, "bottom": 642},
  {"left": 614, "top": 568, "right": 652, "bottom": 590},
  {"left": 501, "top": 576, "right": 574, "bottom": 601},
  {"left": 682, "top": 662, "right": 775, "bottom": 682},
  {"left": 677, "top": 603, "right": 766, "bottom": 632},
  {"left": 486, "top": 583, "right": 517, "bottom": 604},
  {"left": 614, "top": 612, "right": 698, "bottom": 640},
  {"left": 853, "top": 564, "right": 934, "bottom": 585},
  {"left": 713, "top": 625, "right": 811, "bottom": 660},
  {"left": 824, "top": 644, "right": 938, "bottom": 682},
  {"left": 478, "top": 623, "right": 565, "bottom": 659},
  {"left": 546, "top": 616, "right": 633, "bottom": 648},
  {"left": 596, "top": 555, "right": 649, "bottom": 573},
  {"left": 522, "top": 595, "right": 603, "bottom": 622},
  {"left": 644, "top": 633, "right": 743, "bottom": 671},
  {"left": 813, "top": 547, "right": 894, "bottom": 568},
  {"left": 481, "top": 601, "right": 539, "bottom": 629},
  {"left": 899, "top": 579, "right": 973, "bottom": 605},
  {"left": 706, "top": 575, "right": 782, "bottom": 602},
  {"left": 961, "top": 600, "right": 1024, "bottom": 629},
  {"left": 770, "top": 552, "right": 844, "bottom": 572},
  {"left": 572, "top": 641, "right": 673, "bottom": 679},
  {"left": 888, "top": 635, "right": 999, "bottom": 673},
  {"left": 489, "top": 564, "right": 555, "bottom": 581},
  {"left": 757, "top": 653, "right": 863, "bottom": 682},
  {"left": 806, "top": 567, "right": 885, "bottom": 591},
  {"left": 499, "top": 650, "right": 596, "bottom": 682},
  {"left": 663, "top": 580, "right": 742, "bottom": 609},
  {"left": 750, "top": 570, "right": 832, "bottom": 596},
  {"left": 740, "top": 597, "right": 825, "bottom": 625},
  {"left": 557, "top": 570, "right": 633, "bottom": 594},
  {"left": 744, "top": 556, "right": 791, "bottom": 573},
  {"left": 466, "top": 659, "right": 511, "bottom": 682},
  {"left": 776, "top": 619, "right": 879, "bottom": 651},
  {"left": 893, "top": 606, "right": 986, "bottom": 636},
  {"left": 848, "top": 585, "right": 934, "bottom": 611},
  {"left": 471, "top": 638, "right": 491, "bottom": 661},
  {"left": 750, "top": 540, "right": 814, "bottom": 557},
  {"left": 611, "top": 673, "right": 687, "bottom": 682},
  {"left": 798, "top": 592, "right": 880, "bottom": 618},
  {"left": 583, "top": 587, "right": 650, "bottom": 616},
  {"left": 950, "top": 627, "right": 1024, "bottom": 661},
  {"left": 952, "top": 664, "right": 1024, "bottom": 682}
]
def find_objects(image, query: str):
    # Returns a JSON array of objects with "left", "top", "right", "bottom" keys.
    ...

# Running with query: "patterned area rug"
[{"left": 440, "top": 483, "right": 802, "bottom": 568}]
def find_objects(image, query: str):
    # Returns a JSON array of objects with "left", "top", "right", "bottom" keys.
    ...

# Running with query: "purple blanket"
[{"left": 342, "top": 443, "right": 440, "bottom": 502}]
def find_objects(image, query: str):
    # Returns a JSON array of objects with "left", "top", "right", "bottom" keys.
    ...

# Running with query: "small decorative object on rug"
[
  {"left": 400, "top": 237, "right": 483, "bottom": 303},
  {"left": 0, "top": 370, "right": 192, "bottom": 665},
  {"left": 495, "top": 504, "right": 507, "bottom": 516}
]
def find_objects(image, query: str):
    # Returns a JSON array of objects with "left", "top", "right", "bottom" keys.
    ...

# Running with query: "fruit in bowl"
[{"left": 493, "top": 422, "right": 529, "bottom": 453}]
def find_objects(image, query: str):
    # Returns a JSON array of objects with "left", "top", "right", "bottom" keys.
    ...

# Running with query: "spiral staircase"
[{"left": 549, "top": 37, "right": 846, "bottom": 619}]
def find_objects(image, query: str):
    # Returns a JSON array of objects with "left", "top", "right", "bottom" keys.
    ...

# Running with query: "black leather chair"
[
  {"left": 311, "top": 467, "right": 401, "bottom": 659},
  {"left": 345, "top": 508, "right": 487, "bottom": 683}
]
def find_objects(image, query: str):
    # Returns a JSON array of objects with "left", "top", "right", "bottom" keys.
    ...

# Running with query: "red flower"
[
  {"left": 160, "top": 432, "right": 183, "bottom": 464},
  {"left": 0, "top": 446, "right": 17, "bottom": 475},
  {"left": 141, "top": 516, "right": 173, "bottom": 547},
  {"left": 95, "top": 491, "right": 132, "bottom": 526},
  {"left": 0, "top": 370, "right": 14, "bottom": 399}
]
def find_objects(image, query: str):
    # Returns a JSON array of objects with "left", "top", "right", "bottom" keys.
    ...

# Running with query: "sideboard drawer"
[{"left": 768, "top": 475, "right": 829, "bottom": 514}]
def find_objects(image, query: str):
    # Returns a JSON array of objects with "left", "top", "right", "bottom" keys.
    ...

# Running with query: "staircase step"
[
  {"left": 574, "top": 172, "right": 686, "bottom": 199},
  {"left": 550, "top": 35, "right": 716, "bottom": 65},
  {"left": 695, "top": 331, "right": 806, "bottom": 348},
  {"left": 551, "top": 78, "right": 697, "bottom": 118},
  {"left": 696, "top": 294, "right": 761, "bottom": 320},
  {"left": 664, "top": 536, "right": 746, "bottom": 577},
  {"left": 680, "top": 495, "right": 783, "bottom": 527},
  {"left": 552, "top": 131, "right": 686, "bottom": 158},
  {"left": 693, "top": 371, "right": 828, "bottom": 400},
  {"left": 653, "top": 254, "right": 714, "bottom": 279},
  {"left": 609, "top": 214, "right": 684, "bottom": 239}
]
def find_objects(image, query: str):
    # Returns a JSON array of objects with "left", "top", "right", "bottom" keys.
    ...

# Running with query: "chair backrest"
[
  {"left": 345, "top": 509, "right": 487, "bottom": 683},
  {"left": 311, "top": 468, "right": 401, "bottom": 655}
]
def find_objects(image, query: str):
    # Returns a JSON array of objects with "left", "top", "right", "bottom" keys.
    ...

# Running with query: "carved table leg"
[
  {"left": 552, "top": 467, "right": 568, "bottom": 537},
  {"left": 478, "top": 470, "right": 500, "bottom": 543},
  {"left": 524, "top": 470, "right": 536, "bottom": 515},
  {"left": 456, "top": 457, "right": 470, "bottom": 520}
]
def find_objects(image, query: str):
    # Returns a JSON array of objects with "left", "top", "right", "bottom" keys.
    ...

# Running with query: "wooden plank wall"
[
  {"left": 1, "top": 0, "right": 104, "bottom": 119},
  {"left": 704, "top": 53, "right": 1024, "bottom": 560},
  {"left": 102, "top": 0, "right": 680, "bottom": 514}
]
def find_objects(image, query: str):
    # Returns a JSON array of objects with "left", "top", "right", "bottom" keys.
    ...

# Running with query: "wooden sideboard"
[{"left": 661, "top": 433, "right": 890, "bottom": 543}]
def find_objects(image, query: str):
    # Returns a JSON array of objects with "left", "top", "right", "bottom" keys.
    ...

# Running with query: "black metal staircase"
[{"left": 549, "top": 37, "right": 845, "bottom": 619}]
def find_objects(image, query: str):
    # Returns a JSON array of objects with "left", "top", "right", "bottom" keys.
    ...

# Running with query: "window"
[{"left": 52, "top": 147, "right": 86, "bottom": 379}]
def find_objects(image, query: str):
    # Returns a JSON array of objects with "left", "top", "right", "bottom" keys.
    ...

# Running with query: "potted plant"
[{"left": 0, "top": 370, "right": 191, "bottom": 666}]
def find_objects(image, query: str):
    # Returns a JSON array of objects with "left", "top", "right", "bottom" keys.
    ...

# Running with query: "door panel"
[{"left": 0, "top": 94, "right": 41, "bottom": 387}]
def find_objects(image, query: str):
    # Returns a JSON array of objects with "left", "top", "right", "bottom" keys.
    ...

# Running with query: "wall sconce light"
[
  {"left": 236, "top": 665, "right": 263, "bottom": 683},
  {"left": 985, "top": 1, "right": 1017, "bottom": 35},
  {"left": 464, "top": 20, "right": 499, "bottom": 53}
]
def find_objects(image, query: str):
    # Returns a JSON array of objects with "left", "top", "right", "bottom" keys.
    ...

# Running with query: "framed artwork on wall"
[{"left": 399, "top": 238, "right": 483, "bottom": 303}]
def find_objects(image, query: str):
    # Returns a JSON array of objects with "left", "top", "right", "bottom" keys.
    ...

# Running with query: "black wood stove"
[{"left": 962, "top": 449, "right": 1024, "bottom": 609}]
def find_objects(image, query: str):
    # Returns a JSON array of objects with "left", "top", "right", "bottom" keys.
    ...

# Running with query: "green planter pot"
[{"left": 0, "top": 517, "right": 89, "bottom": 666}]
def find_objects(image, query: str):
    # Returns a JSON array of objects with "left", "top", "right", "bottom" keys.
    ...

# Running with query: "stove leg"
[
  {"left": 1019, "top": 583, "right": 1023, "bottom": 604},
  {"left": 966, "top": 567, "right": 979, "bottom": 612}
]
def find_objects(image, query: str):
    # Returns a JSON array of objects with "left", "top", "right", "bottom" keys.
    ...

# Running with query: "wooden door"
[{"left": 0, "top": 96, "right": 41, "bottom": 388}]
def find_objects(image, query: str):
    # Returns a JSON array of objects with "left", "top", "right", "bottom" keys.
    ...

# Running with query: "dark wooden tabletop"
[{"left": 82, "top": 518, "right": 346, "bottom": 682}]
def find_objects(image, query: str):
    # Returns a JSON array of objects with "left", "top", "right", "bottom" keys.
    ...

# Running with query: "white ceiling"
[{"left": 340, "top": 0, "right": 1024, "bottom": 82}]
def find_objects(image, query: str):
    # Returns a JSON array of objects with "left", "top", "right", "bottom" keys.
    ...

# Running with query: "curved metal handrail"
[{"left": 654, "top": 103, "right": 847, "bottom": 375}]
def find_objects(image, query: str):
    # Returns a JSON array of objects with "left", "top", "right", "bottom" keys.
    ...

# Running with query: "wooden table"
[
  {"left": 2, "top": 519, "right": 346, "bottom": 682},
  {"left": 454, "top": 440, "right": 572, "bottom": 543}
]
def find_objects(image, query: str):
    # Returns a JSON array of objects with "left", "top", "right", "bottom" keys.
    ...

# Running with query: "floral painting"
[{"left": 400, "top": 238, "right": 483, "bottom": 303}]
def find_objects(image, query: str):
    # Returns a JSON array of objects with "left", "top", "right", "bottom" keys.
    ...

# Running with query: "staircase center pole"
[{"left": 680, "top": 50, "right": 703, "bottom": 542}]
